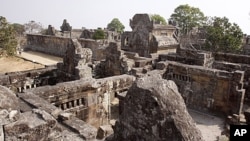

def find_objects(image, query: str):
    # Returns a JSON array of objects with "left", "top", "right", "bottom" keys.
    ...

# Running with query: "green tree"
[
  {"left": 150, "top": 14, "right": 167, "bottom": 25},
  {"left": 93, "top": 28, "right": 105, "bottom": 40},
  {"left": 205, "top": 17, "right": 243, "bottom": 53},
  {"left": 107, "top": 18, "right": 125, "bottom": 33},
  {"left": 12, "top": 23, "right": 25, "bottom": 36},
  {"left": 0, "top": 16, "right": 17, "bottom": 56},
  {"left": 171, "top": 4, "right": 206, "bottom": 34}
]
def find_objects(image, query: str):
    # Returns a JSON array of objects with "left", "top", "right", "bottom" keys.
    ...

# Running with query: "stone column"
[
  {"left": 0, "top": 125, "right": 4, "bottom": 141},
  {"left": 74, "top": 100, "right": 78, "bottom": 107}
]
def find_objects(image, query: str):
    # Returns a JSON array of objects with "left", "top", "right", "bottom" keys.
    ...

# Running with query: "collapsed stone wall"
[
  {"left": 0, "top": 85, "right": 97, "bottom": 141},
  {"left": 57, "top": 39, "right": 93, "bottom": 80},
  {"left": 160, "top": 61, "right": 245, "bottom": 115},
  {"left": 96, "top": 42, "right": 135, "bottom": 78},
  {"left": 159, "top": 45, "right": 214, "bottom": 68},
  {"left": 25, "top": 74, "right": 135, "bottom": 128}
]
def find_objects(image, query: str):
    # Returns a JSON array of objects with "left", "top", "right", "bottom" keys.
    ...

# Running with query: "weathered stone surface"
[
  {"left": 163, "top": 61, "right": 245, "bottom": 115},
  {"left": 97, "top": 125, "right": 113, "bottom": 139},
  {"left": 47, "top": 25, "right": 56, "bottom": 36},
  {"left": 0, "top": 125, "right": 4, "bottom": 141},
  {"left": 63, "top": 117, "right": 97, "bottom": 140},
  {"left": 107, "top": 74, "right": 204, "bottom": 141},
  {"left": 121, "top": 14, "right": 178, "bottom": 57},
  {"left": 244, "top": 108, "right": 250, "bottom": 124},
  {"left": 59, "top": 38, "right": 93, "bottom": 80},
  {"left": 98, "top": 42, "right": 135, "bottom": 77},
  {"left": 4, "top": 109, "right": 57, "bottom": 141},
  {"left": 18, "top": 92, "right": 63, "bottom": 119},
  {"left": 0, "top": 85, "right": 20, "bottom": 125}
]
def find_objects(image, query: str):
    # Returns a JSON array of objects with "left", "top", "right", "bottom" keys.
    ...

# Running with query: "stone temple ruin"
[{"left": 1, "top": 13, "right": 250, "bottom": 140}]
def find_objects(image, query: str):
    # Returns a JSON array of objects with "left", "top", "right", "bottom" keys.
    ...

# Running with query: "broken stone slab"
[
  {"left": 4, "top": 109, "right": 57, "bottom": 141},
  {"left": 96, "top": 125, "right": 114, "bottom": 139},
  {"left": 0, "top": 85, "right": 20, "bottom": 125},
  {"left": 32, "top": 109, "right": 57, "bottom": 128},
  {"left": 156, "top": 61, "right": 169, "bottom": 70},
  {"left": 62, "top": 116, "right": 97, "bottom": 140},
  {"left": 107, "top": 74, "right": 204, "bottom": 141},
  {"left": 58, "top": 112, "right": 74, "bottom": 121},
  {"left": 18, "top": 92, "right": 62, "bottom": 119},
  {"left": 0, "top": 85, "right": 19, "bottom": 111}
]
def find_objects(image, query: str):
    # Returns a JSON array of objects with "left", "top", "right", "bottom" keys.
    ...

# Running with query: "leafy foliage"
[
  {"left": 150, "top": 14, "right": 167, "bottom": 25},
  {"left": 107, "top": 18, "right": 125, "bottom": 33},
  {"left": 204, "top": 17, "right": 243, "bottom": 53},
  {"left": 24, "top": 21, "right": 43, "bottom": 34},
  {"left": 171, "top": 4, "right": 206, "bottom": 34},
  {"left": 0, "top": 16, "right": 17, "bottom": 56},
  {"left": 93, "top": 28, "right": 105, "bottom": 40},
  {"left": 60, "top": 19, "right": 72, "bottom": 32},
  {"left": 12, "top": 23, "right": 25, "bottom": 36}
]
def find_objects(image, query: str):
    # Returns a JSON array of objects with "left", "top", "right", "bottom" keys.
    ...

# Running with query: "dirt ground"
[
  {"left": 0, "top": 56, "right": 44, "bottom": 74},
  {"left": 189, "top": 109, "right": 225, "bottom": 141}
]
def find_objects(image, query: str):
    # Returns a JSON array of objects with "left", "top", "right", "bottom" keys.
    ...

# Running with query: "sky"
[{"left": 1, "top": 0, "right": 250, "bottom": 34}]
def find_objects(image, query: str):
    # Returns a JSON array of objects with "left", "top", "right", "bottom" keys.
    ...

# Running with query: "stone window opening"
[
  {"left": 76, "top": 99, "right": 80, "bottom": 106},
  {"left": 125, "top": 37, "right": 129, "bottom": 45},
  {"left": 61, "top": 104, "right": 64, "bottom": 110},
  {"left": 66, "top": 102, "right": 70, "bottom": 109},
  {"left": 81, "top": 98, "right": 86, "bottom": 106}
]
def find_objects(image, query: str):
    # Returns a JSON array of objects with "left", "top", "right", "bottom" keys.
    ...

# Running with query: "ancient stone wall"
[
  {"left": 214, "top": 52, "right": 250, "bottom": 64},
  {"left": 26, "top": 34, "right": 71, "bottom": 57},
  {"left": 0, "top": 85, "right": 97, "bottom": 141},
  {"left": 0, "top": 66, "right": 57, "bottom": 93},
  {"left": 161, "top": 61, "right": 245, "bottom": 115},
  {"left": 26, "top": 34, "right": 106, "bottom": 61},
  {"left": 166, "top": 45, "right": 214, "bottom": 67},
  {"left": 25, "top": 74, "right": 135, "bottom": 128},
  {"left": 213, "top": 53, "right": 250, "bottom": 99}
]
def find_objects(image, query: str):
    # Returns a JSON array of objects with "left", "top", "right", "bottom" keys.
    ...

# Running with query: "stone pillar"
[
  {"left": 74, "top": 100, "right": 78, "bottom": 107},
  {"left": 63, "top": 103, "right": 67, "bottom": 110},
  {"left": 68, "top": 102, "right": 72, "bottom": 108},
  {"left": 18, "top": 87, "right": 22, "bottom": 93},
  {"left": 0, "top": 125, "right": 4, "bottom": 141},
  {"left": 79, "top": 99, "right": 82, "bottom": 105}
]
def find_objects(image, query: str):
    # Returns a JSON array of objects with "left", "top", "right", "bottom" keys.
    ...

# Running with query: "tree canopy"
[
  {"left": 204, "top": 17, "right": 243, "bottom": 53},
  {"left": 150, "top": 14, "right": 167, "bottom": 25},
  {"left": 170, "top": 4, "right": 206, "bottom": 34},
  {"left": 0, "top": 16, "right": 17, "bottom": 56},
  {"left": 12, "top": 23, "right": 25, "bottom": 36},
  {"left": 93, "top": 28, "right": 105, "bottom": 40},
  {"left": 24, "top": 20, "right": 43, "bottom": 34},
  {"left": 107, "top": 18, "right": 125, "bottom": 33}
]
